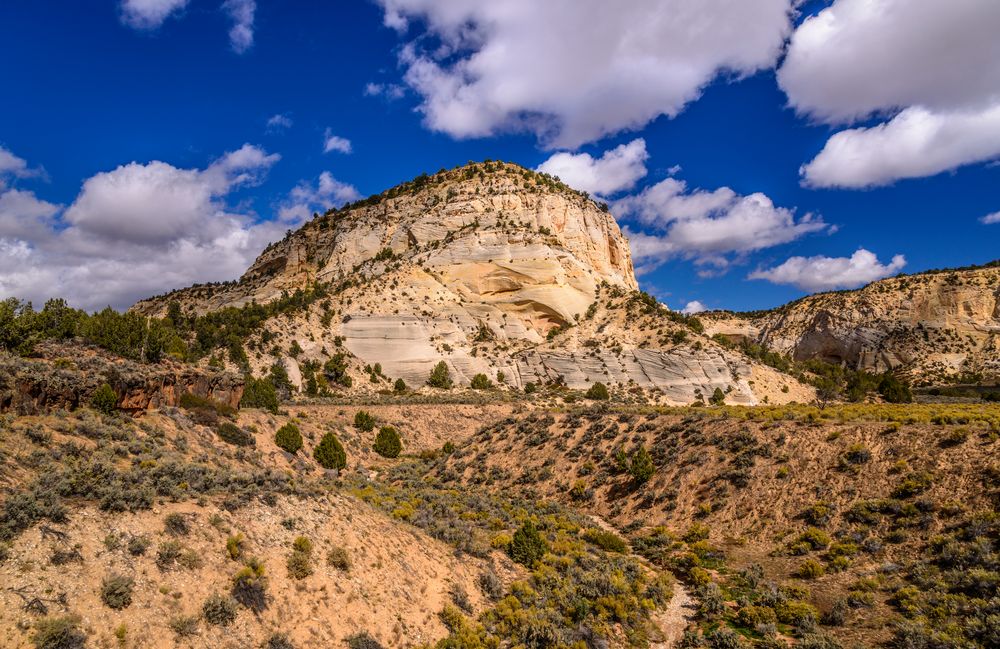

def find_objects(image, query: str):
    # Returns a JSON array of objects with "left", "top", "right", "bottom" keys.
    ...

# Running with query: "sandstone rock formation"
[
  {"left": 705, "top": 262, "right": 1000, "bottom": 384},
  {"left": 134, "top": 162, "right": 809, "bottom": 404}
]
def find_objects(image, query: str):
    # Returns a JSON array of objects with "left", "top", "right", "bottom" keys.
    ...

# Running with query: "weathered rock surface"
[
  {"left": 0, "top": 342, "right": 243, "bottom": 414},
  {"left": 705, "top": 263, "right": 1000, "bottom": 384},
  {"left": 132, "top": 162, "right": 809, "bottom": 404}
]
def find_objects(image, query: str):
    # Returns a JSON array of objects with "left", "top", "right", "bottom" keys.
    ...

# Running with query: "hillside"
[
  {"left": 131, "top": 162, "right": 811, "bottom": 406},
  {"left": 705, "top": 263, "right": 1000, "bottom": 385},
  {"left": 435, "top": 402, "right": 1000, "bottom": 649}
]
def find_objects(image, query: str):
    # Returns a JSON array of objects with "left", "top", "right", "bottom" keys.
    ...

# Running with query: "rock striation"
[{"left": 705, "top": 263, "right": 1000, "bottom": 384}]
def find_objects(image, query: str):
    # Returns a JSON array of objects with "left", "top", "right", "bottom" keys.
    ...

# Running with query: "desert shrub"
[
  {"left": 274, "top": 423, "right": 303, "bottom": 454},
  {"left": 524, "top": 382, "right": 537, "bottom": 394},
  {"left": 241, "top": 377, "right": 279, "bottom": 413},
  {"left": 31, "top": 615, "right": 86, "bottom": 649},
  {"left": 738, "top": 605, "right": 777, "bottom": 628},
  {"left": 470, "top": 373, "right": 492, "bottom": 390},
  {"left": 478, "top": 571, "right": 503, "bottom": 600},
  {"left": 156, "top": 540, "right": 183, "bottom": 569},
  {"left": 312, "top": 432, "right": 346, "bottom": 470},
  {"left": 630, "top": 446, "right": 655, "bottom": 484},
  {"left": 393, "top": 378, "right": 406, "bottom": 393},
  {"left": 427, "top": 361, "right": 453, "bottom": 389},
  {"left": 509, "top": 520, "right": 547, "bottom": 566},
  {"left": 893, "top": 471, "right": 933, "bottom": 498},
  {"left": 450, "top": 583, "right": 473, "bottom": 612},
  {"left": 232, "top": 557, "right": 268, "bottom": 612},
  {"left": 264, "top": 633, "right": 296, "bottom": 649},
  {"left": 710, "top": 387, "right": 726, "bottom": 406},
  {"left": 90, "top": 383, "right": 118, "bottom": 415},
  {"left": 346, "top": 632, "right": 385, "bottom": 649},
  {"left": 127, "top": 535, "right": 150, "bottom": 556},
  {"left": 796, "top": 559, "right": 826, "bottom": 579},
  {"left": 798, "top": 634, "right": 843, "bottom": 649},
  {"left": 797, "top": 527, "right": 832, "bottom": 550},
  {"left": 707, "top": 627, "right": 743, "bottom": 649},
  {"left": 287, "top": 550, "right": 312, "bottom": 579},
  {"left": 226, "top": 533, "right": 245, "bottom": 560},
  {"left": 373, "top": 426, "right": 402, "bottom": 458},
  {"left": 585, "top": 382, "right": 609, "bottom": 400},
  {"left": 100, "top": 573, "right": 134, "bottom": 609},
  {"left": 353, "top": 410, "right": 376, "bottom": 432},
  {"left": 168, "top": 615, "right": 199, "bottom": 638},
  {"left": 217, "top": 422, "right": 255, "bottom": 446},
  {"left": 581, "top": 528, "right": 627, "bottom": 553},
  {"left": 202, "top": 592, "right": 238, "bottom": 626},
  {"left": 327, "top": 545, "right": 351, "bottom": 571},
  {"left": 164, "top": 512, "right": 190, "bottom": 536}
]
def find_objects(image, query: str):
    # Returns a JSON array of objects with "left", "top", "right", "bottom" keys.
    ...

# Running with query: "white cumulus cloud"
[
  {"left": 780, "top": 0, "right": 1000, "bottom": 188},
  {"left": 119, "top": 0, "right": 189, "bottom": 29},
  {"left": 681, "top": 300, "right": 707, "bottom": 315},
  {"left": 0, "top": 144, "right": 299, "bottom": 311},
  {"left": 222, "top": 0, "right": 255, "bottom": 53},
  {"left": 536, "top": 139, "right": 648, "bottom": 196},
  {"left": 981, "top": 211, "right": 1000, "bottom": 225},
  {"left": 279, "top": 172, "right": 361, "bottom": 223},
  {"left": 377, "top": 0, "right": 794, "bottom": 148},
  {"left": 323, "top": 130, "right": 352, "bottom": 154},
  {"left": 748, "top": 249, "right": 907, "bottom": 292},
  {"left": 615, "top": 177, "right": 828, "bottom": 271}
]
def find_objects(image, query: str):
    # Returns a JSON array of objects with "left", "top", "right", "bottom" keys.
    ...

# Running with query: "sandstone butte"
[{"left": 132, "top": 161, "right": 1000, "bottom": 402}]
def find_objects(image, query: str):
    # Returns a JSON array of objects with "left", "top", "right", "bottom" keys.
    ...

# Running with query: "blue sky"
[{"left": 0, "top": 1, "right": 997, "bottom": 312}]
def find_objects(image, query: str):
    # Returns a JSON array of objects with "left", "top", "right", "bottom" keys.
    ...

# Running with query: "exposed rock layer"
[
  {"left": 705, "top": 263, "right": 1000, "bottom": 383},
  {"left": 133, "top": 163, "right": 808, "bottom": 404}
]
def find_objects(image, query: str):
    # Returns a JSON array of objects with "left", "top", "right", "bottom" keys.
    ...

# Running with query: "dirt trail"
[{"left": 587, "top": 515, "right": 695, "bottom": 648}]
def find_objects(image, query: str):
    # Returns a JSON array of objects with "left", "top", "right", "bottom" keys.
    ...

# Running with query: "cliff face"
[
  {"left": 133, "top": 162, "right": 809, "bottom": 405},
  {"left": 706, "top": 264, "right": 1000, "bottom": 384}
]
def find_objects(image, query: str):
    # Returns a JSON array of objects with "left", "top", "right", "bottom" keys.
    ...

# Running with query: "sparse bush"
[
  {"left": 393, "top": 378, "right": 406, "bottom": 393},
  {"left": 327, "top": 545, "right": 351, "bottom": 571},
  {"left": 100, "top": 573, "right": 134, "bottom": 609},
  {"left": 264, "top": 633, "right": 296, "bottom": 649},
  {"left": 524, "top": 382, "right": 537, "bottom": 394},
  {"left": 581, "top": 528, "right": 627, "bottom": 553},
  {"left": 31, "top": 615, "right": 86, "bottom": 649},
  {"left": 313, "top": 432, "right": 346, "bottom": 470},
  {"left": 470, "top": 373, "right": 492, "bottom": 390},
  {"left": 274, "top": 423, "right": 303, "bottom": 454},
  {"left": 585, "top": 382, "right": 610, "bottom": 400},
  {"left": 796, "top": 559, "right": 826, "bottom": 579},
  {"left": 373, "top": 426, "right": 402, "bottom": 458},
  {"left": 509, "top": 520, "right": 547, "bottom": 566},
  {"left": 164, "top": 512, "right": 190, "bottom": 536},
  {"left": 226, "top": 533, "right": 245, "bottom": 560},
  {"left": 478, "top": 571, "right": 503, "bottom": 600},
  {"left": 709, "top": 387, "right": 726, "bottom": 406},
  {"left": 346, "top": 632, "right": 385, "bottom": 649},
  {"left": 168, "top": 615, "right": 199, "bottom": 639},
  {"left": 287, "top": 550, "right": 312, "bottom": 579},
  {"left": 202, "top": 592, "right": 238, "bottom": 626},
  {"left": 353, "top": 410, "right": 376, "bottom": 432},
  {"left": 90, "top": 383, "right": 118, "bottom": 415},
  {"left": 156, "top": 540, "right": 183, "bottom": 569},
  {"left": 427, "top": 361, "right": 453, "bottom": 389},
  {"left": 127, "top": 535, "right": 150, "bottom": 556},
  {"left": 217, "top": 422, "right": 255, "bottom": 446},
  {"left": 232, "top": 557, "right": 268, "bottom": 612}
]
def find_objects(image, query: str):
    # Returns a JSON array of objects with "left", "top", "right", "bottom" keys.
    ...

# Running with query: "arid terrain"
[{"left": 1, "top": 163, "right": 998, "bottom": 649}]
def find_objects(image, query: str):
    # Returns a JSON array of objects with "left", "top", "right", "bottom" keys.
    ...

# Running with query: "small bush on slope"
[
  {"left": 313, "top": 432, "right": 347, "bottom": 470},
  {"left": 373, "top": 426, "right": 402, "bottom": 458},
  {"left": 274, "top": 423, "right": 303, "bottom": 454}
]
